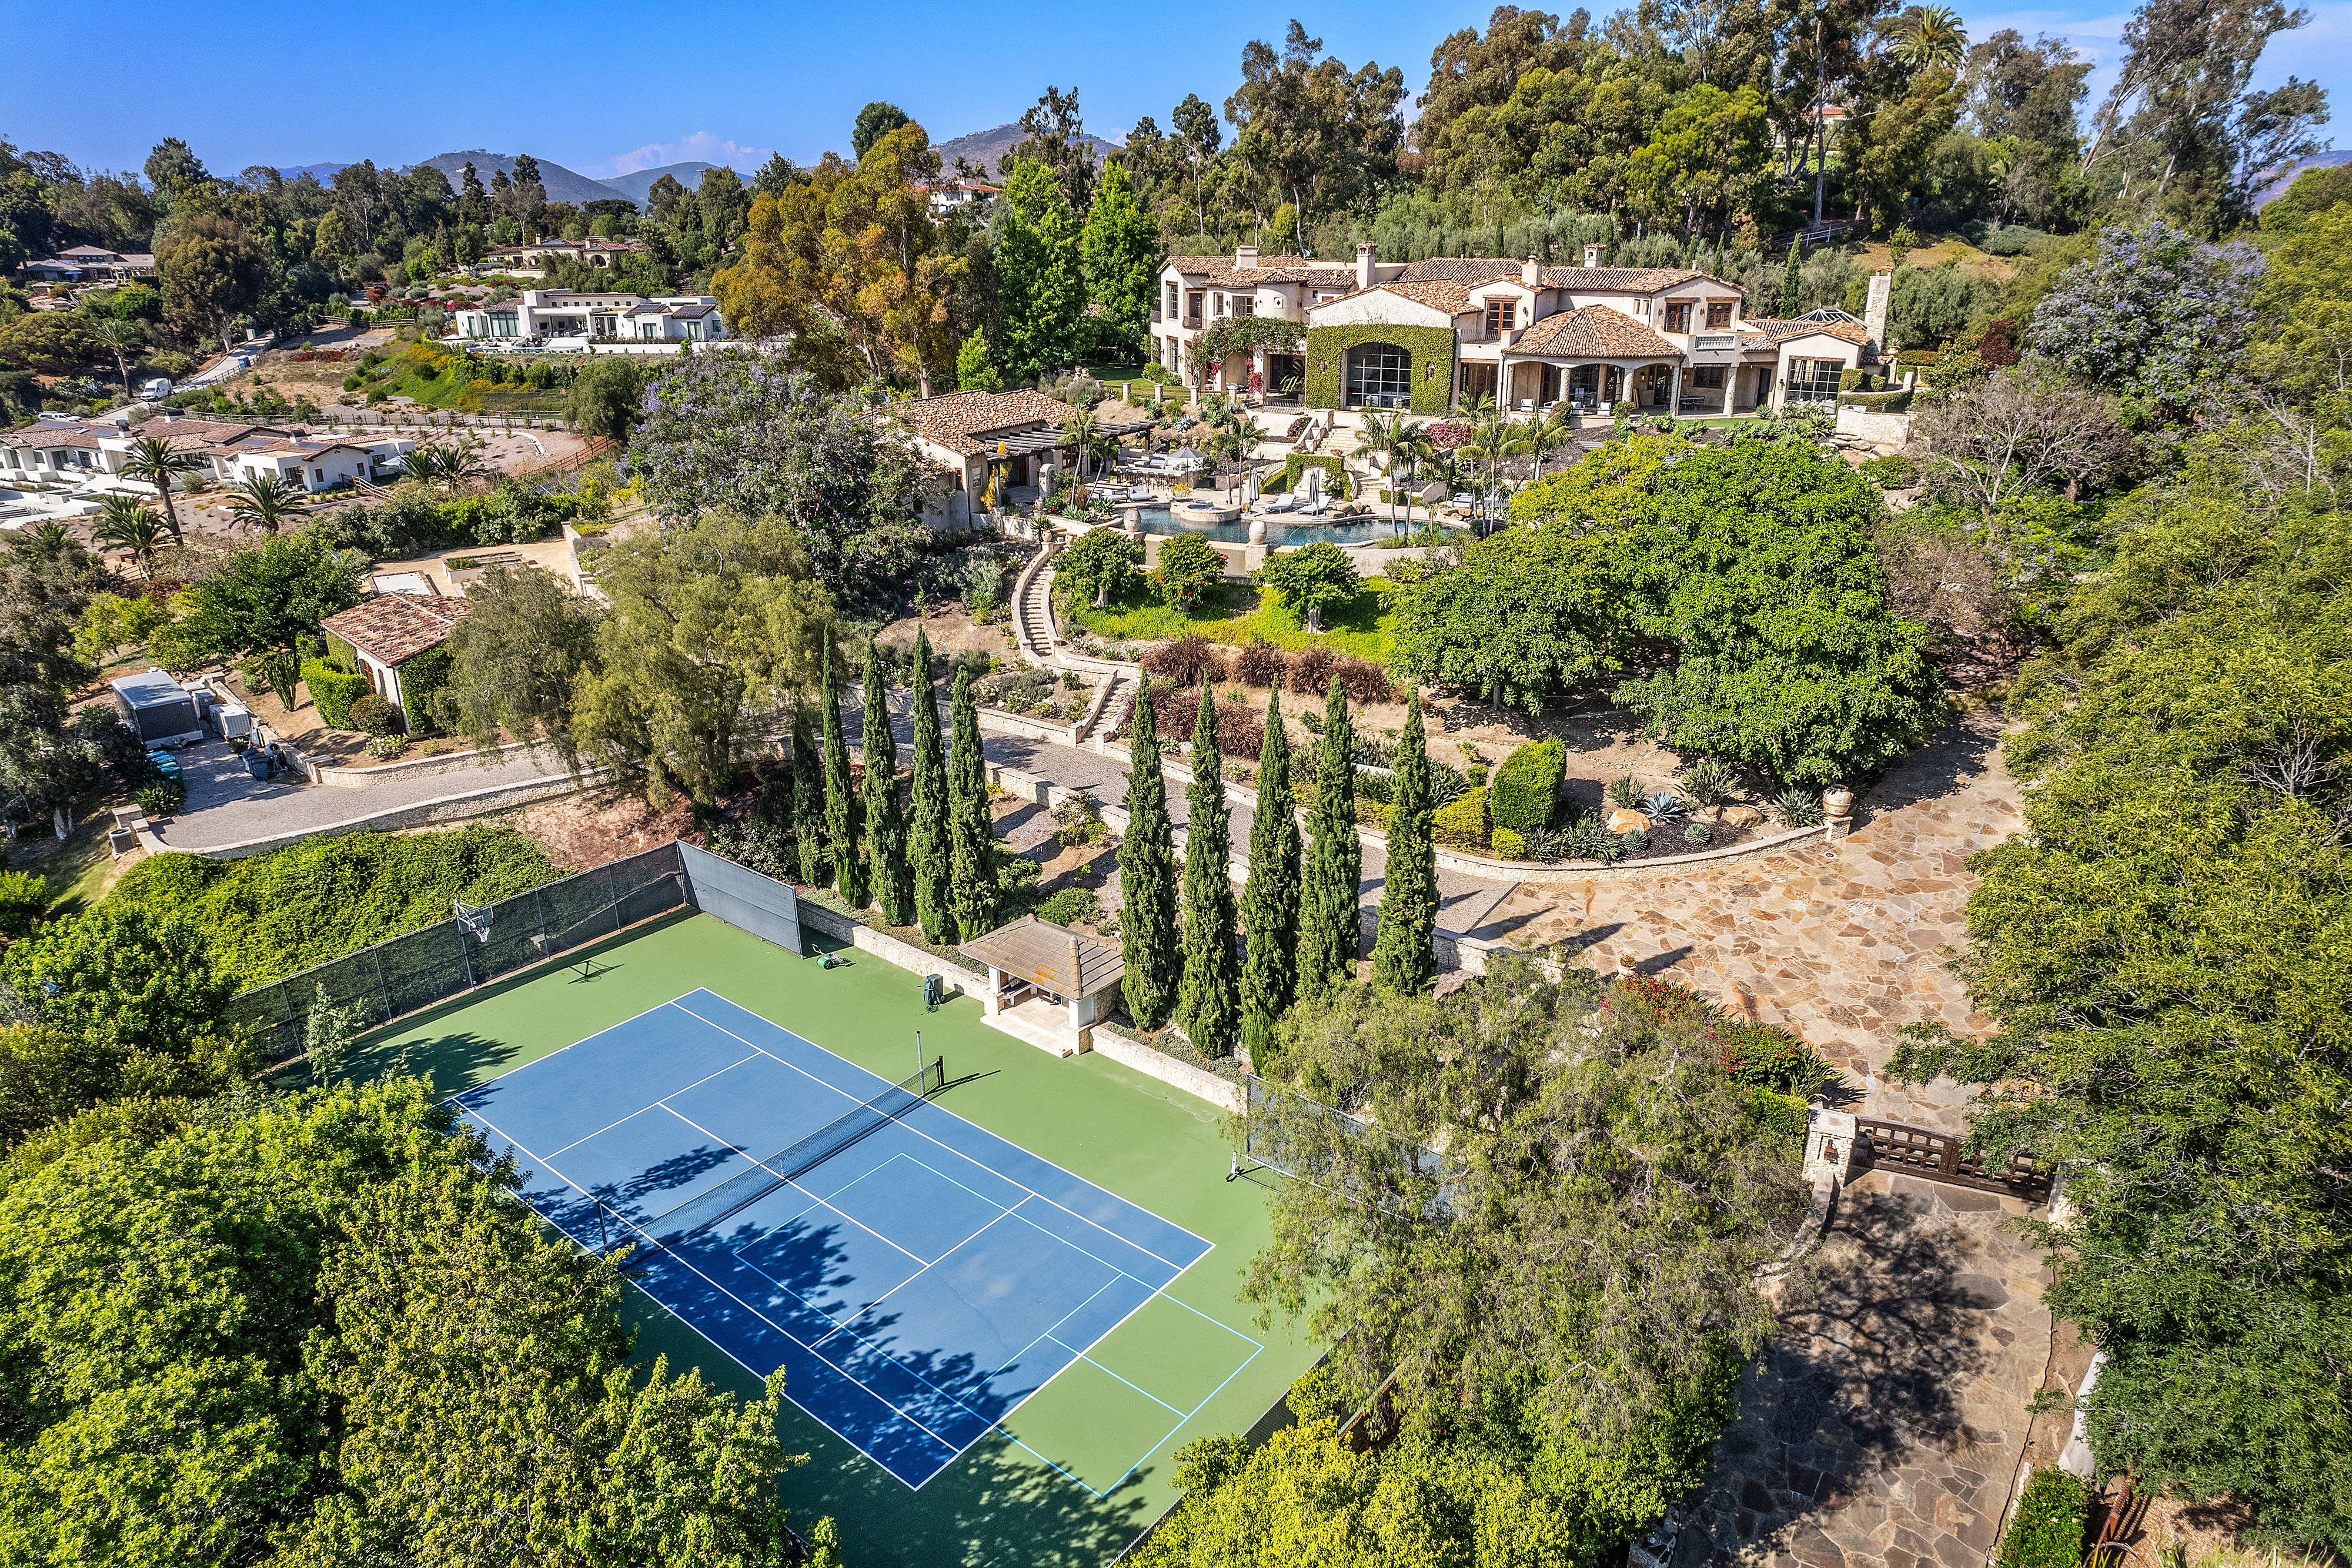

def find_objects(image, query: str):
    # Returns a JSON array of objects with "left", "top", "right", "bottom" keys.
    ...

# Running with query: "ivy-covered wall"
[
  {"left": 1275, "top": 453, "right": 1351, "bottom": 497},
  {"left": 1304, "top": 325, "right": 1459, "bottom": 414}
]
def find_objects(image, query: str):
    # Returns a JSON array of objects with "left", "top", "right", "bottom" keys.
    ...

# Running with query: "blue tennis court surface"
[{"left": 453, "top": 989, "right": 1236, "bottom": 1490}]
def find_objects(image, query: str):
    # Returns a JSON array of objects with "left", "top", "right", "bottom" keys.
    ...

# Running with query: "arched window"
[{"left": 1344, "top": 342, "right": 1411, "bottom": 409}]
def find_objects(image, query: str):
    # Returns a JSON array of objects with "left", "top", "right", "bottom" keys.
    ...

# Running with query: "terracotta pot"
[{"left": 1822, "top": 786, "right": 1855, "bottom": 817}]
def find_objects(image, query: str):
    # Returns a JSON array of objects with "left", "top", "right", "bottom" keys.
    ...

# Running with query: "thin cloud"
[{"left": 599, "top": 132, "right": 773, "bottom": 176}]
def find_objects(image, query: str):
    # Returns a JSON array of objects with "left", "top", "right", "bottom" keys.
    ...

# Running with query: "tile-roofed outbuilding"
[
  {"left": 319, "top": 594, "right": 472, "bottom": 667},
  {"left": 897, "top": 390, "right": 1083, "bottom": 457},
  {"left": 1511, "top": 306, "right": 1680, "bottom": 359},
  {"left": 1742, "top": 316, "right": 1875, "bottom": 348},
  {"left": 959, "top": 915, "right": 1126, "bottom": 998}
]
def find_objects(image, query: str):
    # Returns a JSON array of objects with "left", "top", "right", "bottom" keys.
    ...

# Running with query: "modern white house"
[
  {"left": 447, "top": 289, "right": 726, "bottom": 346},
  {"left": 0, "top": 413, "right": 413, "bottom": 496},
  {"left": 482, "top": 238, "right": 650, "bottom": 271},
  {"left": 18, "top": 245, "right": 157, "bottom": 282},
  {"left": 1155, "top": 242, "right": 1885, "bottom": 416},
  {"left": 917, "top": 179, "right": 1000, "bottom": 219}
]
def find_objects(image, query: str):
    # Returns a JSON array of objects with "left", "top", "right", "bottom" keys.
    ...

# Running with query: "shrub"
[
  {"left": 347, "top": 693, "right": 400, "bottom": 735},
  {"left": 1491, "top": 740, "right": 1566, "bottom": 835},
  {"left": 301, "top": 659, "right": 372, "bottom": 731},
  {"left": 135, "top": 781, "right": 185, "bottom": 817},
  {"left": 1331, "top": 655, "right": 1392, "bottom": 706},
  {"left": 366, "top": 734, "right": 409, "bottom": 760},
  {"left": 1145, "top": 636, "right": 1220, "bottom": 687},
  {"left": 1215, "top": 700, "right": 1265, "bottom": 761},
  {"left": 1153, "top": 534, "right": 1228, "bottom": 609},
  {"left": 1559, "top": 815, "right": 1620, "bottom": 862},
  {"left": 1860, "top": 454, "right": 1917, "bottom": 490},
  {"left": 1774, "top": 789, "right": 1824, "bottom": 827},
  {"left": 1034, "top": 886, "right": 1101, "bottom": 927},
  {"left": 1285, "top": 645, "right": 1334, "bottom": 695},
  {"left": 1715, "top": 1021, "right": 1835, "bottom": 1095},
  {"left": 1233, "top": 639, "right": 1283, "bottom": 687},
  {"left": 1467, "top": 763, "right": 1489, "bottom": 787},
  {"left": 1682, "top": 757, "right": 1739, "bottom": 810},
  {"left": 1683, "top": 821, "right": 1712, "bottom": 845},
  {"left": 1995, "top": 1470, "right": 2089, "bottom": 1568},
  {"left": 1491, "top": 827, "right": 1527, "bottom": 859},
  {"left": 0, "top": 870, "right": 48, "bottom": 937},
  {"left": 1432, "top": 785, "right": 1489, "bottom": 850},
  {"left": 1605, "top": 775, "right": 1643, "bottom": 810}
]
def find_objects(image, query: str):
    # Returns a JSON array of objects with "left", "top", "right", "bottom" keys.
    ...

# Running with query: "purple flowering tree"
[
  {"left": 2027, "top": 221, "right": 2263, "bottom": 414},
  {"left": 624, "top": 350, "right": 934, "bottom": 606}
]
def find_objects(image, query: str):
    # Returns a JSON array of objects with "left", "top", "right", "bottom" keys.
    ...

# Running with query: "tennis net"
[{"left": 644, "top": 1055, "right": 946, "bottom": 1248}]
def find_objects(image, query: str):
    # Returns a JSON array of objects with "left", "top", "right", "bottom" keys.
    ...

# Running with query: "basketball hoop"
[{"left": 453, "top": 899, "right": 495, "bottom": 944}]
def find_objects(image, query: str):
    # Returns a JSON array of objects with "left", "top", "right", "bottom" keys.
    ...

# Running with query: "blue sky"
[{"left": 8, "top": 0, "right": 2343, "bottom": 183}]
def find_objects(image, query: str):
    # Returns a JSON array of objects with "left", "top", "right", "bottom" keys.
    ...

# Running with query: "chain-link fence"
[{"left": 226, "top": 842, "right": 690, "bottom": 1069}]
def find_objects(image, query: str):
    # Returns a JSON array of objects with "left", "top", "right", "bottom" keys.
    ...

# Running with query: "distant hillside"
[
  {"left": 2256, "top": 149, "right": 2352, "bottom": 207},
  {"left": 276, "top": 162, "right": 348, "bottom": 183},
  {"left": 601, "top": 161, "right": 720, "bottom": 205},
  {"left": 934, "top": 123, "right": 1122, "bottom": 179},
  {"left": 415, "top": 150, "right": 629, "bottom": 207}
]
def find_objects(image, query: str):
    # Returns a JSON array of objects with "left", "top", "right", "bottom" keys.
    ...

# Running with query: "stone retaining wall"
[
  {"left": 169, "top": 767, "right": 606, "bottom": 861},
  {"left": 314, "top": 740, "right": 548, "bottom": 788}
]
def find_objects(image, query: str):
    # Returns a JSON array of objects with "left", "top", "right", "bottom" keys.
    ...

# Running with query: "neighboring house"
[
  {"left": 448, "top": 289, "right": 726, "bottom": 344},
  {"left": 894, "top": 389, "right": 1083, "bottom": 530},
  {"left": 18, "top": 245, "right": 157, "bottom": 282},
  {"left": 917, "top": 179, "right": 1000, "bottom": 219},
  {"left": 0, "top": 413, "right": 413, "bottom": 495},
  {"left": 1157, "top": 242, "right": 1885, "bottom": 416},
  {"left": 483, "top": 237, "right": 651, "bottom": 270},
  {"left": 318, "top": 593, "right": 473, "bottom": 730}
]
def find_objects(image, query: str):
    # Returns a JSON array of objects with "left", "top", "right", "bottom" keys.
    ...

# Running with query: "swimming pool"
[{"left": 1132, "top": 504, "right": 1394, "bottom": 547}]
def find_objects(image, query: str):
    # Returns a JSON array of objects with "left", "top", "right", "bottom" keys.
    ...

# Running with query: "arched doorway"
[{"left": 1345, "top": 342, "right": 1412, "bottom": 409}]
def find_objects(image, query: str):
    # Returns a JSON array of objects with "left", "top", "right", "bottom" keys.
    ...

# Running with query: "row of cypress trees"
[
  {"left": 761, "top": 630, "right": 1003, "bottom": 947},
  {"left": 754, "top": 644, "right": 1444, "bottom": 1059},
  {"left": 1118, "top": 673, "right": 1439, "bottom": 1066}
]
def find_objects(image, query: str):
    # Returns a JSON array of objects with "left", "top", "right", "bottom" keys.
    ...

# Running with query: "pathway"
[
  {"left": 155, "top": 738, "right": 577, "bottom": 852},
  {"left": 1473, "top": 714, "right": 2020, "bottom": 1132},
  {"left": 1675, "top": 1169, "right": 2080, "bottom": 1568}
]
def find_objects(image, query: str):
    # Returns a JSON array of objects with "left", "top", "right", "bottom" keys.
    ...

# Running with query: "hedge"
[
  {"left": 1995, "top": 1469, "right": 2089, "bottom": 1568},
  {"left": 1280, "top": 452, "right": 1348, "bottom": 498},
  {"left": 1836, "top": 388, "right": 1913, "bottom": 412},
  {"left": 1304, "top": 324, "right": 1459, "bottom": 414},
  {"left": 301, "top": 659, "right": 372, "bottom": 731},
  {"left": 1491, "top": 739, "right": 1565, "bottom": 835},
  {"left": 399, "top": 644, "right": 453, "bottom": 735},
  {"left": 1432, "top": 784, "right": 1489, "bottom": 850}
]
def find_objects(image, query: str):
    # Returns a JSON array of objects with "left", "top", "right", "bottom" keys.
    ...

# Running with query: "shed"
[
  {"left": 317, "top": 593, "right": 472, "bottom": 731},
  {"left": 110, "top": 668, "right": 205, "bottom": 747}
]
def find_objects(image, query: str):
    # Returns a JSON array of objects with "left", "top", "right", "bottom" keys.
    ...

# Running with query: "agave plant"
[
  {"left": 1558, "top": 815, "right": 1620, "bottom": 863},
  {"left": 1620, "top": 828, "right": 1650, "bottom": 852},
  {"left": 1774, "top": 789, "right": 1825, "bottom": 827},
  {"left": 1643, "top": 788, "right": 1688, "bottom": 821},
  {"left": 1682, "top": 757, "right": 1738, "bottom": 811},
  {"left": 1605, "top": 775, "right": 1643, "bottom": 810},
  {"left": 1683, "top": 821, "right": 1712, "bottom": 846},
  {"left": 1520, "top": 824, "right": 1557, "bottom": 862}
]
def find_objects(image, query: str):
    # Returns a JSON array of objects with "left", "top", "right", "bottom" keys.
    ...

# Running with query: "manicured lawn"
[{"left": 1068, "top": 579, "right": 1397, "bottom": 660}]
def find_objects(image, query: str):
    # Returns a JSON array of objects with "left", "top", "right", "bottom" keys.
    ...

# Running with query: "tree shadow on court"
[
  {"left": 616, "top": 1143, "right": 746, "bottom": 1208},
  {"left": 348, "top": 1029, "right": 516, "bottom": 1098}
]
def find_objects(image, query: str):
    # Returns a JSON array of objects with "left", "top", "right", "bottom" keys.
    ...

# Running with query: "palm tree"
[
  {"left": 92, "top": 494, "right": 170, "bottom": 577},
  {"left": 1456, "top": 397, "right": 1515, "bottom": 523},
  {"left": 223, "top": 473, "right": 303, "bottom": 536},
  {"left": 1896, "top": 5, "right": 1966, "bottom": 71},
  {"left": 1060, "top": 412, "right": 1102, "bottom": 479},
  {"left": 91, "top": 319, "right": 147, "bottom": 398},
  {"left": 117, "top": 436, "right": 204, "bottom": 546},
  {"left": 400, "top": 435, "right": 487, "bottom": 496},
  {"left": 1519, "top": 406, "right": 1577, "bottom": 480},
  {"left": 1351, "top": 409, "right": 1422, "bottom": 534}
]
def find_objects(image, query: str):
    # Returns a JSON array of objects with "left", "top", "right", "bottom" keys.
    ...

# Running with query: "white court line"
[
  {"left": 544, "top": 1045, "right": 764, "bottom": 1159},
  {"left": 673, "top": 991, "right": 1214, "bottom": 1272},
  {"left": 658, "top": 1101, "right": 935, "bottom": 1268}
]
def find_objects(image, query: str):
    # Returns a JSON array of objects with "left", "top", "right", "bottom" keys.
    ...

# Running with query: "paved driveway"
[{"left": 155, "top": 741, "right": 574, "bottom": 852}]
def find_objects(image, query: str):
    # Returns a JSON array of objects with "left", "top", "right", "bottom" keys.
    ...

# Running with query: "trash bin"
[{"left": 245, "top": 753, "right": 272, "bottom": 781}]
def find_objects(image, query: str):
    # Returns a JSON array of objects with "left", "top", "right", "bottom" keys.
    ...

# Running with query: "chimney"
[
  {"left": 1522, "top": 255, "right": 1541, "bottom": 288},
  {"left": 1864, "top": 267, "right": 1892, "bottom": 348},
  {"left": 1356, "top": 242, "right": 1377, "bottom": 291},
  {"left": 1234, "top": 243, "right": 1259, "bottom": 272},
  {"left": 1583, "top": 243, "right": 1604, "bottom": 268}
]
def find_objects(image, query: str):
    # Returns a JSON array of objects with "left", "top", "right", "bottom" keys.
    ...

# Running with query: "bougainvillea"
[{"left": 2027, "top": 221, "right": 2262, "bottom": 415}]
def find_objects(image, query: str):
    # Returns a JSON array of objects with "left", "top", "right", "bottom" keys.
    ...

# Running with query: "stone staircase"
[{"left": 1018, "top": 562, "right": 1060, "bottom": 664}]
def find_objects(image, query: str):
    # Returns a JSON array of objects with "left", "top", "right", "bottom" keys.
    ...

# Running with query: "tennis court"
[{"left": 454, "top": 987, "right": 1260, "bottom": 1493}]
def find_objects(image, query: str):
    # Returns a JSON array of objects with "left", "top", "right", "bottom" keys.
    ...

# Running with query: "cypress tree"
[
  {"left": 1117, "top": 680, "right": 1181, "bottom": 1031},
  {"left": 1371, "top": 687, "right": 1437, "bottom": 997},
  {"left": 1298, "top": 677, "right": 1361, "bottom": 998},
  {"left": 908, "top": 631, "right": 953, "bottom": 943},
  {"left": 821, "top": 644, "right": 866, "bottom": 906},
  {"left": 1177, "top": 687, "right": 1240, "bottom": 1058},
  {"left": 1240, "top": 683, "right": 1301, "bottom": 1066},
  {"left": 947, "top": 666, "right": 998, "bottom": 938},
  {"left": 791, "top": 707, "right": 826, "bottom": 887},
  {"left": 863, "top": 651, "right": 911, "bottom": 925},
  {"left": 1778, "top": 233, "right": 1803, "bottom": 318}
]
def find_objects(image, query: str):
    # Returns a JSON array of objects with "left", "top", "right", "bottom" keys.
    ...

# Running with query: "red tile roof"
[
  {"left": 320, "top": 593, "right": 472, "bottom": 667},
  {"left": 1397, "top": 258, "right": 1743, "bottom": 295},
  {"left": 1509, "top": 306, "right": 1679, "bottom": 359},
  {"left": 897, "top": 390, "right": 1083, "bottom": 457},
  {"left": 1743, "top": 317, "right": 1873, "bottom": 348},
  {"left": 1164, "top": 253, "right": 1360, "bottom": 287}
]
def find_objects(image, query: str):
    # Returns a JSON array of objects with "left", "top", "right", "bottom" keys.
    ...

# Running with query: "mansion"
[
  {"left": 1153, "top": 243, "right": 1885, "bottom": 417},
  {"left": 448, "top": 289, "right": 726, "bottom": 346}
]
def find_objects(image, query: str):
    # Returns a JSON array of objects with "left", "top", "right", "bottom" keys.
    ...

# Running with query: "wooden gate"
[{"left": 1851, "top": 1116, "right": 2052, "bottom": 1202}]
